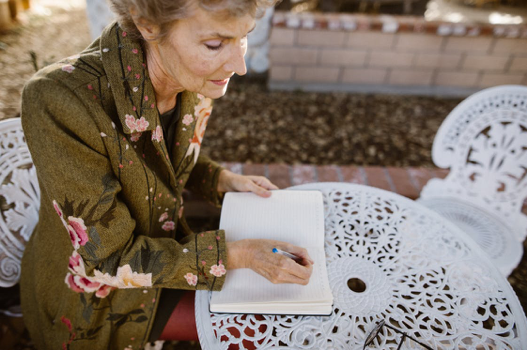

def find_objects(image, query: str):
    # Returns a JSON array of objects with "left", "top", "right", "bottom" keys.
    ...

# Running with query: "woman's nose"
[{"left": 224, "top": 44, "right": 247, "bottom": 76}]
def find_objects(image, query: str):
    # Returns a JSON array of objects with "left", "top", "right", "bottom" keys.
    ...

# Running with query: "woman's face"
[{"left": 154, "top": 6, "right": 255, "bottom": 99}]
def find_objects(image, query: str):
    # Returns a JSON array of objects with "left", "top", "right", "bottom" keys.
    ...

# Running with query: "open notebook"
[{"left": 210, "top": 190, "right": 333, "bottom": 315}]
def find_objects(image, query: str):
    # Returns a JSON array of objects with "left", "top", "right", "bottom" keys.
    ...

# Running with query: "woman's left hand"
[{"left": 217, "top": 169, "right": 279, "bottom": 197}]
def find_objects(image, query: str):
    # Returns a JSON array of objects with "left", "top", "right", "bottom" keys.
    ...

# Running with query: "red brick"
[
  {"left": 363, "top": 166, "right": 393, "bottom": 192},
  {"left": 268, "top": 164, "right": 291, "bottom": 189},
  {"left": 340, "top": 166, "right": 366, "bottom": 184},
  {"left": 386, "top": 167, "right": 419, "bottom": 199},
  {"left": 432, "top": 168, "right": 449, "bottom": 179},
  {"left": 407, "top": 167, "right": 434, "bottom": 192},
  {"left": 291, "top": 164, "right": 316, "bottom": 186},
  {"left": 220, "top": 162, "right": 243, "bottom": 174},
  {"left": 317, "top": 165, "right": 339, "bottom": 182},
  {"left": 242, "top": 163, "right": 266, "bottom": 176}
]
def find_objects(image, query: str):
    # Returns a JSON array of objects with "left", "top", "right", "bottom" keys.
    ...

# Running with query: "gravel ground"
[
  {"left": 0, "top": 2, "right": 525, "bottom": 350},
  {"left": 206, "top": 76, "right": 462, "bottom": 167}
]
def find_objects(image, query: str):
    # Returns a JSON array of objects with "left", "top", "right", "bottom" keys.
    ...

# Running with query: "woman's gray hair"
[{"left": 107, "top": 0, "right": 278, "bottom": 41}]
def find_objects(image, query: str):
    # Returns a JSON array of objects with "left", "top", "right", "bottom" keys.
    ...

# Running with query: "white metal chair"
[
  {"left": 418, "top": 85, "right": 527, "bottom": 276},
  {"left": 0, "top": 118, "right": 39, "bottom": 317}
]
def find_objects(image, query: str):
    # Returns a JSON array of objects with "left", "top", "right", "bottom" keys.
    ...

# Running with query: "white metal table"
[{"left": 195, "top": 183, "right": 527, "bottom": 349}]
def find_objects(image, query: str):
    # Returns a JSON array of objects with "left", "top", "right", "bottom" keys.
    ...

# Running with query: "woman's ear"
[{"left": 130, "top": 7, "right": 160, "bottom": 41}]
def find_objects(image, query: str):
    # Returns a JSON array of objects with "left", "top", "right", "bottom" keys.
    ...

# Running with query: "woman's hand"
[
  {"left": 226, "top": 239, "right": 314, "bottom": 285},
  {"left": 217, "top": 169, "right": 279, "bottom": 198}
]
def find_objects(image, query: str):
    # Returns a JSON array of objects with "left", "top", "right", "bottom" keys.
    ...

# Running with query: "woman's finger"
[
  {"left": 281, "top": 245, "right": 315, "bottom": 265},
  {"left": 278, "top": 256, "right": 313, "bottom": 281},
  {"left": 273, "top": 271, "right": 311, "bottom": 285},
  {"left": 248, "top": 180, "right": 272, "bottom": 198},
  {"left": 246, "top": 176, "right": 279, "bottom": 191}
]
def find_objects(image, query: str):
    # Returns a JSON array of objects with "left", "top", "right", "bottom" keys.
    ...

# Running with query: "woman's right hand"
[{"left": 226, "top": 239, "right": 314, "bottom": 285}]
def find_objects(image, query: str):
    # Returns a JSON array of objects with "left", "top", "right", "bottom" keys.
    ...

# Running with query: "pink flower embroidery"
[
  {"left": 67, "top": 216, "right": 89, "bottom": 250},
  {"left": 65, "top": 273, "right": 101, "bottom": 293},
  {"left": 91, "top": 264, "right": 152, "bottom": 288},
  {"left": 68, "top": 251, "right": 86, "bottom": 276},
  {"left": 136, "top": 117, "right": 149, "bottom": 132},
  {"left": 125, "top": 114, "right": 137, "bottom": 132},
  {"left": 130, "top": 132, "right": 142, "bottom": 142},
  {"left": 52, "top": 200, "right": 69, "bottom": 230},
  {"left": 65, "top": 273, "right": 84, "bottom": 293},
  {"left": 184, "top": 273, "right": 198, "bottom": 286},
  {"left": 53, "top": 200, "right": 63, "bottom": 218},
  {"left": 61, "top": 316, "right": 72, "bottom": 332},
  {"left": 210, "top": 264, "right": 226, "bottom": 277},
  {"left": 62, "top": 64, "right": 75, "bottom": 73},
  {"left": 185, "top": 96, "right": 212, "bottom": 164},
  {"left": 182, "top": 114, "right": 194, "bottom": 126},
  {"left": 132, "top": 48, "right": 138, "bottom": 54},
  {"left": 125, "top": 115, "right": 149, "bottom": 133},
  {"left": 162, "top": 221, "right": 175, "bottom": 231},
  {"left": 95, "top": 284, "right": 114, "bottom": 298},
  {"left": 158, "top": 212, "right": 168, "bottom": 222},
  {"left": 151, "top": 125, "right": 163, "bottom": 142},
  {"left": 76, "top": 275, "right": 101, "bottom": 293}
]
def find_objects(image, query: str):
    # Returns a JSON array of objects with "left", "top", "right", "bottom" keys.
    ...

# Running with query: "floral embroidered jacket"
[{"left": 20, "top": 22, "right": 227, "bottom": 350}]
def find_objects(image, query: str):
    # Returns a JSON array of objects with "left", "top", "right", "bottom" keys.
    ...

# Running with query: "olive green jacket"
[{"left": 20, "top": 22, "right": 227, "bottom": 349}]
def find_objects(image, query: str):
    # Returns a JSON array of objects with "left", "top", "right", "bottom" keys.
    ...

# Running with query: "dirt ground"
[{"left": 0, "top": 1, "right": 526, "bottom": 350}]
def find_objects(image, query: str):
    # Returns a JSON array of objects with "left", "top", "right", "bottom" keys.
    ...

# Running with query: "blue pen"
[{"left": 272, "top": 248, "right": 301, "bottom": 262}]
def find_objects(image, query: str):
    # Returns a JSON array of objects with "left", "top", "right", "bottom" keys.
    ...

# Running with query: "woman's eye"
[{"left": 205, "top": 41, "right": 222, "bottom": 51}]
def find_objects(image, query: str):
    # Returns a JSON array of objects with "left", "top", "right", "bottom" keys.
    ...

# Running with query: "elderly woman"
[{"left": 19, "top": 0, "right": 314, "bottom": 348}]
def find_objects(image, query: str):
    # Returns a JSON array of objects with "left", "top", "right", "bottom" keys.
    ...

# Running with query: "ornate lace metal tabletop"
[{"left": 195, "top": 183, "right": 527, "bottom": 349}]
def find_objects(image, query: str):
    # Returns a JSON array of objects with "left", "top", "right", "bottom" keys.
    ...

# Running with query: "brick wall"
[
  {"left": 268, "top": 12, "right": 527, "bottom": 96},
  {"left": 184, "top": 162, "right": 527, "bottom": 219},
  {"left": 184, "top": 163, "right": 449, "bottom": 217}
]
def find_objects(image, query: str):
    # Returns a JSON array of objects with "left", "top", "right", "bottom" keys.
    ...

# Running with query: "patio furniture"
[
  {"left": 418, "top": 85, "right": 527, "bottom": 276},
  {"left": 195, "top": 182, "right": 527, "bottom": 349},
  {"left": 0, "top": 118, "right": 39, "bottom": 289}
]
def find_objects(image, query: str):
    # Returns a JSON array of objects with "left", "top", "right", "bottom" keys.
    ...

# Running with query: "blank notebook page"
[{"left": 211, "top": 190, "right": 332, "bottom": 307}]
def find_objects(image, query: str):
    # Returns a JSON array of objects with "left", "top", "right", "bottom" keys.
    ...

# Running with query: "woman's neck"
[{"left": 144, "top": 42, "right": 184, "bottom": 114}]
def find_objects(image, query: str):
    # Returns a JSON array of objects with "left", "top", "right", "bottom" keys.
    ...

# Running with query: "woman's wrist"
[
  {"left": 217, "top": 169, "right": 230, "bottom": 193},
  {"left": 226, "top": 240, "right": 248, "bottom": 270}
]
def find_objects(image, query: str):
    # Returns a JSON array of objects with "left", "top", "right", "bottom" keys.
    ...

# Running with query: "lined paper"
[{"left": 210, "top": 190, "right": 333, "bottom": 315}]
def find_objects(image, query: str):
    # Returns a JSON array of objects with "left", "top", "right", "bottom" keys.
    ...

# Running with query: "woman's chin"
[{"left": 200, "top": 83, "right": 230, "bottom": 100}]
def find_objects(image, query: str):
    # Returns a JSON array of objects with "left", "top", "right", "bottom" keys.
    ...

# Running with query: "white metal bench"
[
  {"left": 418, "top": 85, "right": 527, "bottom": 276},
  {"left": 0, "top": 118, "right": 39, "bottom": 291}
]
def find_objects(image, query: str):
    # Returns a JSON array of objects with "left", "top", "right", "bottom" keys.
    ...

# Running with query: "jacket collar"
[
  {"left": 99, "top": 22, "right": 213, "bottom": 182},
  {"left": 100, "top": 22, "right": 159, "bottom": 134}
]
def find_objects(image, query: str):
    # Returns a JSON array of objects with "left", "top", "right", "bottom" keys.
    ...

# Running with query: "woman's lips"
[{"left": 209, "top": 78, "right": 229, "bottom": 86}]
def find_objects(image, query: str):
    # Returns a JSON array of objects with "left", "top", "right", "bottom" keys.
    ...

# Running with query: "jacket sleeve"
[
  {"left": 21, "top": 74, "right": 227, "bottom": 294},
  {"left": 185, "top": 154, "right": 225, "bottom": 208}
]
